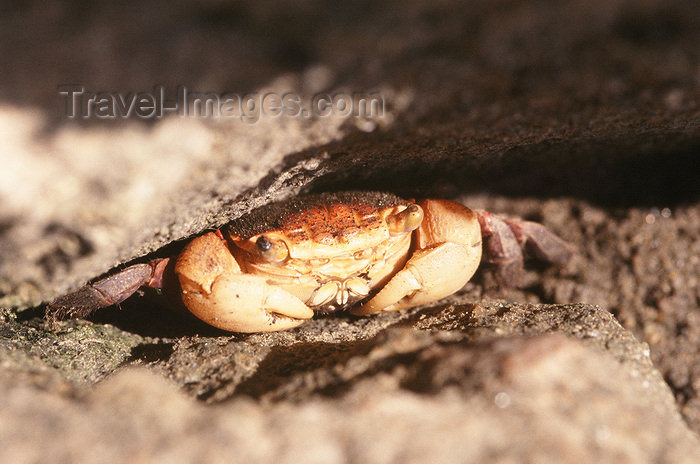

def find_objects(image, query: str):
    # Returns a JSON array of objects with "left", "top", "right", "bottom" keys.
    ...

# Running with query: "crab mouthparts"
[{"left": 307, "top": 276, "right": 371, "bottom": 313}]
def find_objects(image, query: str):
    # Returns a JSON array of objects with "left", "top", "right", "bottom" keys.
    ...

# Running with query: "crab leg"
[
  {"left": 175, "top": 232, "right": 313, "bottom": 332},
  {"left": 352, "top": 199, "right": 482, "bottom": 315},
  {"left": 46, "top": 258, "right": 170, "bottom": 323},
  {"left": 477, "top": 211, "right": 574, "bottom": 287},
  {"left": 476, "top": 211, "right": 525, "bottom": 287},
  {"left": 505, "top": 219, "right": 574, "bottom": 267}
]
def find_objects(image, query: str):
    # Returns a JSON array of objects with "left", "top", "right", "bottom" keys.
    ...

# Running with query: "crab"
[{"left": 47, "top": 191, "right": 573, "bottom": 333}]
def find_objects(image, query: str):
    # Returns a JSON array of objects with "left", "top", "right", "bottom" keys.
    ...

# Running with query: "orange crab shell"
[
  {"left": 174, "top": 191, "right": 488, "bottom": 332},
  {"left": 225, "top": 192, "right": 417, "bottom": 313}
]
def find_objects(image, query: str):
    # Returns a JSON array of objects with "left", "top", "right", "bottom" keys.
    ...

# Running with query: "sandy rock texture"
[
  {"left": 2, "top": 303, "right": 700, "bottom": 463},
  {"left": 1, "top": 0, "right": 699, "bottom": 462}
]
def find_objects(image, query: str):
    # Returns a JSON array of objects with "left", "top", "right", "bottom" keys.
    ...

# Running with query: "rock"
[
  {"left": 1, "top": 0, "right": 699, "bottom": 460},
  {"left": 1, "top": 303, "right": 699, "bottom": 463}
]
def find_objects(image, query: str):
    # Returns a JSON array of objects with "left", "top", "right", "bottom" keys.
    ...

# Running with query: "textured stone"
[
  {"left": 2, "top": 303, "right": 699, "bottom": 463},
  {"left": 1, "top": 0, "right": 699, "bottom": 461}
]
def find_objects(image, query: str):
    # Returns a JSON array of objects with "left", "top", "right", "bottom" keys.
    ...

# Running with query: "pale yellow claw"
[
  {"left": 351, "top": 242, "right": 476, "bottom": 315},
  {"left": 182, "top": 274, "right": 313, "bottom": 333},
  {"left": 352, "top": 199, "right": 482, "bottom": 316},
  {"left": 175, "top": 231, "right": 313, "bottom": 332}
]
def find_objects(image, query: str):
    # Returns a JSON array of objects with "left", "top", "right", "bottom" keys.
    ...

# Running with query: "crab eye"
[
  {"left": 255, "top": 235, "right": 289, "bottom": 262},
  {"left": 387, "top": 203, "right": 424, "bottom": 234},
  {"left": 256, "top": 236, "right": 272, "bottom": 252}
]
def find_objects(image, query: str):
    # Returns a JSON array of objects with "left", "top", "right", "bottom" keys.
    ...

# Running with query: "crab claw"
[
  {"left": 352, "top": 199, "right": 482, "bottom": 315},
  {"left": 175, "top": 232, "right": 313, "bottom": 332}
]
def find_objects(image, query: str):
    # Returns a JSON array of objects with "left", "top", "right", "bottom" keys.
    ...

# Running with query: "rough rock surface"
[
  {"left": 3, "top": 302, "right": 700, "bottom": 463},
  {"left": 1, "top": 0, "right": 699, "bottom": 462}
]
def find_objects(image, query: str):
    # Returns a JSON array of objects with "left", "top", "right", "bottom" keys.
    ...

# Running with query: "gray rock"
[{"left": 2, "top": 303, "right": 699, "bottom": 463}]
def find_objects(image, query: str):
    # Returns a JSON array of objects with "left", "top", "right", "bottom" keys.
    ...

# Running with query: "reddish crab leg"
[
  {"left": 505, "top": 219, "right": 574, "bottom": 267},
  {"left": 476, "top": 211, "right": 525, "bottom": 287},
  {"left": 477, "top": 210, "right": 574, "bottom": 287},
  {"left": 46, "top": 258, "right": 170, "bottom": 322}
]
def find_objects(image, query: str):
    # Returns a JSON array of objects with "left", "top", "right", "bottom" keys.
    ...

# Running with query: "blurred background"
[{"left": 1, "top": 0, "right": 698, "bottom": 123}]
